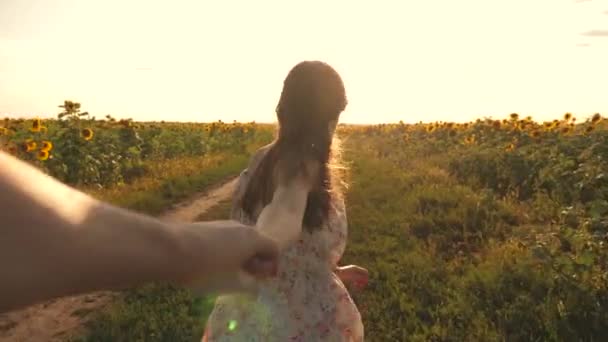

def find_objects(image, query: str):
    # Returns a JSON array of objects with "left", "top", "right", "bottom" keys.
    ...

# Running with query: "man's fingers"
[
  {"left": 251, "top": 231, "right": 280, "bottom": 261},
  {"left": 241, "top": 231, "right": 279, "bottom": 278},
  {"left": 243, "top": 256, "right": 278, "bottom": 278}
]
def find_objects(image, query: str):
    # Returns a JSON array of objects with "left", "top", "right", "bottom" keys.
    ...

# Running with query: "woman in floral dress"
[{"left": 203, "top": 61, "right": 368, "bottom": 341}]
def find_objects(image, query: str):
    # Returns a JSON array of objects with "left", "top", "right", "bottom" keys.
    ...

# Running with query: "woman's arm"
[
  {"left": 255, "top": 168, "right": 311, "bottom": 250},
  {"left": 335, "top": 265, "right": 369, "bottom": 292},
  {"left": 215, "top": 167, "right": 312, "bottom": 294},
  {"left": 0, "top": 151, "right": 278, "bottom": 313}
]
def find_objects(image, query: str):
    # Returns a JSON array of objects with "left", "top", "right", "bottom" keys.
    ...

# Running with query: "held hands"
[
  {"left": 180, "top": 160, "right": 320, "bottom": 296},
  {"left": 173, "top": 220, "right": 279, "bottom": 296}
]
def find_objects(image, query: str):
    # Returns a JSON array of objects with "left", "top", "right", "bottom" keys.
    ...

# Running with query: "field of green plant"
[
  {"left": 2, "top": 106, "right": 607, "bottom": 341},
  {"left": 341, "top": 113, "right": 607, "bottom": 341},
  {"left": 1, "top": 101, "right": 274, "bottom": 212}
]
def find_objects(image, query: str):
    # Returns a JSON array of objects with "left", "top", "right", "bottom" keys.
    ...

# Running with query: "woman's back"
[
  {"left": 203, "top": 147, "right": 363, "bottom": 341},
  {"left": 203, "top": 60, "right": 364, "bottom": 341}
]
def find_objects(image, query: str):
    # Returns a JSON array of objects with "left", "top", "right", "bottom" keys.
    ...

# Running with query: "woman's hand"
[{"left": 336, "top": 265, "right": 369, "bottom": 292}]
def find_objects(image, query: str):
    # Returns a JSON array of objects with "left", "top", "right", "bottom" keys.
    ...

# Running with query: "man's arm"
[{"left": 0, "top": 152, "right": 277, "bottom": 313}]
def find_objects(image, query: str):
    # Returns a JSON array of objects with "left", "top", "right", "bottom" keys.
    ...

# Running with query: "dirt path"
[
  {"left": 0, "top": 178, "right": 238, "bottom": 342},
  {"left": 159, "top": 177, "right": 238, "bottom": 223}
]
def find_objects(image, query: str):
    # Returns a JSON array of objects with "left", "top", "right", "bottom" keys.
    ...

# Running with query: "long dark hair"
[{"left": 240, "top": 61, "right": 347, "bottom": 232}]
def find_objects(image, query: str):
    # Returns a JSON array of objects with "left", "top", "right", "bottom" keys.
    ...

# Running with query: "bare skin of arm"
[
  {"left": 0, "top": 151, "right": 278, "bottom": 313},
  {"left": 198, "top": 161, "right": 316, "bottom": 295},
  {"left": 335, "top": 265, "right": 369, "bottom": 292},
  {"left": 255, "top": 162, "right": 369, "bottom": 292},
  {"left": 255, "top": 172, "right": 310, "bottom": 249}
]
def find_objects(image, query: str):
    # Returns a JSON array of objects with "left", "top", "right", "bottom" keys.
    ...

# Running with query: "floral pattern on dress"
[{"left": 202, "top": 150, "right": 364, "bottom": 342}]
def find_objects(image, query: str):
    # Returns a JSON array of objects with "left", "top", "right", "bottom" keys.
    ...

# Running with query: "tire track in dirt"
[{"left": 0, "top": 178, "right": 238, "bottom": 342}]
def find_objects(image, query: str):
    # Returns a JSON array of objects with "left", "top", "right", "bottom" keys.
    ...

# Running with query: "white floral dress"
[{"left": 202, "top": 149, "right": 364, "bottom": 342}]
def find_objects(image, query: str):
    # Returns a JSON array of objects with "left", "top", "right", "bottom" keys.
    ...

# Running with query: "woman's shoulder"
[
  {"left": 254, "top": 143, "right": 273, "bottom": 159},
  {"left": 243, "top": 143, "right": 274, "bottom": 175}
]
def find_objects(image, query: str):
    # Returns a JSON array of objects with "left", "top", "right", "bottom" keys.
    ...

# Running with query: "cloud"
[
  {"left": 580, "top": 29, "right": 608, "bottom": 37},
  {"left": 603, "top": 10, "right": 608, "bottom": 15}
]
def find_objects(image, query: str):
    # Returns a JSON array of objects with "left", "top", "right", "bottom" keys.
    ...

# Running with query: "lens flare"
[{"left": 228, "top": 320, "right": 238, "bottom": 331}]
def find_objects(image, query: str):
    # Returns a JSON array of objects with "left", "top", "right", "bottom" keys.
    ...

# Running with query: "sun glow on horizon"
[{"left": 1, "top": 0, "right": 607, "bottom": 124}]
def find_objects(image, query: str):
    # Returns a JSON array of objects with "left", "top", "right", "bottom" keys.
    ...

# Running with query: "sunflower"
[
  {"left": 505, "top": 143, "right": 515, "bottom": 152},
  {"left": 81, "top": 128, "right": 94, "bottom": 141},
  {"left": 37, "top": 150, "right": 50, "bottom": 161},
  {"left": 585, "top": 125, "right": 595, "bottom": 134},
  {"left": 530, "top": 130, "right": 541, "bottom": 138},
  {"left": 41, "top": 140, "right": 53, "bottom": 151},
  {"left": 0, "top": 127, "right": 7, "bottom": 135},
  {"left": 30, "top": 118, "right": 42, "bottom": 132},
  {"left": 512, "top": 123, "right": 522, "bottom": 132},
  {"left": 561, "top": 127, "right": 571, "bottom": 135},
  {"left": 564, "top": 113, "right": 572, "bottom": 121},
  {"left": 24, "top": 139, "right": 37, "bottom": 152},
  {"left": 591, "top": 113, "right": 602, "bottom": 125},
  {"left": 510, "top": 113, "right": 519, "bottom": 121}
]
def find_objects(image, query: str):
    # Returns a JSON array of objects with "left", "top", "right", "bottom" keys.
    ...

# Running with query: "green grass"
[
  {"left": 106, "top": 156, "right": 247, "bottom": 215},
  {"left": 339, "top": 127, "right": 608, "bottom": 341},
  {"left": 68, "top": 121, "right": 608, "bottom": 341}
]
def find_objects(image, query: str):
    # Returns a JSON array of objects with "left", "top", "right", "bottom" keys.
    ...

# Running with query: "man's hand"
[
  {"left": 0, "top": 151, "right": 281, "bottom": 311},
  {"left": 174, "top": 221, "right": 279, "bottom": 293}
]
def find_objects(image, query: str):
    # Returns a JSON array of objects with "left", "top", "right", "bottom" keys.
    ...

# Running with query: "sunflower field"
[
  {"left": 2, "top": 104, "right": 607, "bottom": 341},
  {"left": 0, "top": 101, "right": 273, "bottom": 189},
  {"left": 339, "top": 112, "right": 608, "bottom": 341}
]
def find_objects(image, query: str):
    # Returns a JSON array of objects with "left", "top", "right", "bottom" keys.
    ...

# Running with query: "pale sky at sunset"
[{"left": 1, "top": 0, "right": 607, "bottom": 124}]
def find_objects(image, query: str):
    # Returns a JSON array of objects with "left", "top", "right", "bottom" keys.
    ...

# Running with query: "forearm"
[
  {"left": 62, "top": 203, "right": 186, "bottom": 292},
  {"left": 334, "top": 265, "right": 358, "bottom": 280},
  {"left": 0, "top": 152, "right": 185, "bottom": 312},
  {"left": 255, "top": 180, "right": 309, "bottom": 249}
]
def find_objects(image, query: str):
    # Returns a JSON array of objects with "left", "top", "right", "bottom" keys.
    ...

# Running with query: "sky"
[{"left": 0, "top": 0, "right": 607, "bottom": 124}]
